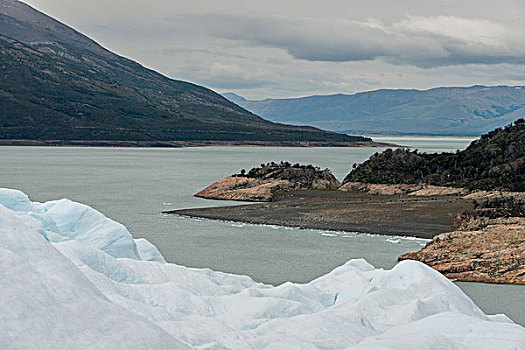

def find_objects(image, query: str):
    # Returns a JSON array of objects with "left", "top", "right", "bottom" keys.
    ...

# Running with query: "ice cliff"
[{"left": 0, "top": 188, "right": 523, "bottom": 349}]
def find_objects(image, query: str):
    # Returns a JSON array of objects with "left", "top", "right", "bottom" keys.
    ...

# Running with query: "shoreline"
[
  {"left": 165, "top": 190, "right": 474, "bottom": 239},
  {"left": 174, "top": 213, "right": 431, "bottom": 242},
  {"left": 0, "top": 139, "right": 397, "bottom": 148}
]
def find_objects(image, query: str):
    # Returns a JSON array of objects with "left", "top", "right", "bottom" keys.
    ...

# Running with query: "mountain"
[
  {"left": 225, "top": 86, "right": 525, "bottom": 136},
  {"left": 0, "top": 0, "right": 368, "bottom": 145},
  {"left": 343, "top": 119, "right": 525, "bottom": 191},
  {"left": 221, "top": 92, "right": 246, "bottom": 104}
]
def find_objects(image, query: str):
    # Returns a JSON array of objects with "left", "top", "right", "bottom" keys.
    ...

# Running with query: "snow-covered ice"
[{"left": 0, "top": 188, "right": 523, "bottom": 349}]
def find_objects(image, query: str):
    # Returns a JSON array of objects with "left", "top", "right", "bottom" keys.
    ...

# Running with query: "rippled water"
[{"left": 0, "top": 141, "right": 523, "bottom": 325}]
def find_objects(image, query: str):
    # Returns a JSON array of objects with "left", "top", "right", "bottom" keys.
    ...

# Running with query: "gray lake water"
[{"left": 1, "top": 140, "right": 523, "bottom": 326}]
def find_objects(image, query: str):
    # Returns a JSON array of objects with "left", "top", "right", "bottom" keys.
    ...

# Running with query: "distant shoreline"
[
  {"left": 371, "top": 135, "right": 479, "bottom": 139},
  {"left": 0, "top": 139, "right": 396, "bottom": 148}
]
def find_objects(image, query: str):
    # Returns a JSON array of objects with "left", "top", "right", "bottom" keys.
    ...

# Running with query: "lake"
[{"left": 0, "top": 139, "right": 523, "bottom": 325}]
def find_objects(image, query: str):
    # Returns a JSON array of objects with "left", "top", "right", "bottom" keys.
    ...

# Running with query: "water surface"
[{"left": 373, "top": 136, "right": 477, "bottom": 153}]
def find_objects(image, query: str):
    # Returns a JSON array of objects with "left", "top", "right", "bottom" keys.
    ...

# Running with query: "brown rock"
[
  {"left": 408, "top": 185, "right": 466, "bottom": 196},
  {"left": 195, "top": 164, "right": 340, "bottom": 202},
  {"left": 195, "top": 176, "right": 279, "bottom": 202},
  {"left": 399, "top": 216, "right": 525, "bottom": 285},
  {"left": 338, "top": 182, "right": 421, "bottom": 195},
  {"left": 338, "top": 182, "right": 466, "bottom": 196}
]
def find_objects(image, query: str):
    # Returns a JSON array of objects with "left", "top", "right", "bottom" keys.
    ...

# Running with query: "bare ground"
[{"left": 166, "top": 190, "right": 474, "bottom": 239}]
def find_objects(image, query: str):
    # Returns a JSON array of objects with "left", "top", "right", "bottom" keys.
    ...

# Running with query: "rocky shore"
[
  {"left": 184, "top": 166, "right": 524, "bottom": 284},
  {"left": 174, "top": 188, "right": 525, "bottom": 284},
  {"left": 338, "top": 182, "right": 467, "bottom": 196},
  {"left": 196, "top": 168, "right": 470, "bottom": 202},
  {"left": 186, "top": 118, "right": 525, "bottom": 285},
  {"left": 399, "top": 215, "right": 525, "bottom": 285}
]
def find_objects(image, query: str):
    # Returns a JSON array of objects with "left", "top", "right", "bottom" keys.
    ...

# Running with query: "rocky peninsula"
[
  {"left": 196, "top": 162, "right": 340, "bottom": 202},
  {"left": 169, "top": 120, "right": 525, "bottom": 284}
]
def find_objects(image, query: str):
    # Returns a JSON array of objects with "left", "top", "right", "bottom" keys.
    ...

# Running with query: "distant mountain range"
[
  {"left": 224, "top": 86, "right": 525, "bottom": 136},
  {"left": 0, "top": 0, "right": 367, "bottom": 145}
]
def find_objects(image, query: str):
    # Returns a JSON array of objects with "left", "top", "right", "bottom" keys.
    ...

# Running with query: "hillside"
[
  {"left": 224, "top": 86, "right": 525, "bottom": 136},
  {"left": 344, "top": 119, "right": 525, "bottom": 191},
  {"left": 0, "top": 0, "right": 367, "bottom": 144}
]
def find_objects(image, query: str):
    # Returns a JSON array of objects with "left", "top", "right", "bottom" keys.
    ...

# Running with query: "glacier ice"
[{"left": 0, "top": 188, "right": 523, "bottom": 350}]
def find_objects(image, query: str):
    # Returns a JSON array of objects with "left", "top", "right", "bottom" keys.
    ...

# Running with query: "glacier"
[{"left": 0, "top": 188, "right": 523, "bottom": 349}]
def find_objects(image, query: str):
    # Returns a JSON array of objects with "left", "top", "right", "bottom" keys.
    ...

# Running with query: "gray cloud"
[
  {"left": 172, "top": 61, "right": 278, "bottom": 89},
  {"left": 165, "top": 14, "right": 525, "bottom": 67}
]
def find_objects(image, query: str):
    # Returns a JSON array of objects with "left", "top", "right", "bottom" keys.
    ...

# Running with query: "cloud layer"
[
  {"left": 168, "top": 14, "right": 525, "bottom": 67},
  {"left": 23, "top": 0, "right": 525, "bottom": 98}
]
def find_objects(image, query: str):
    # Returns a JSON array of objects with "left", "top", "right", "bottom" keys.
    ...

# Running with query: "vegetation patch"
[{"left": 345, "top": 119, "right": 524, "bottom": 192}]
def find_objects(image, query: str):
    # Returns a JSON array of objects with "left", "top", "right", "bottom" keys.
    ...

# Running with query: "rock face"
[
  {"left": 339, "top": 182, "right": 466, "bottom": 196},
  {"left": 399, "top": 214, "right": 525, "bottom": 285},
  {"left": 196, "top": 163, "right": 340, "bottom": 202}
]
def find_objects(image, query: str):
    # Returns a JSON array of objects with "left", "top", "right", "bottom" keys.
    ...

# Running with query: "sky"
[{"left": 23, "top": 0, "right": 525, "bottom": 99}]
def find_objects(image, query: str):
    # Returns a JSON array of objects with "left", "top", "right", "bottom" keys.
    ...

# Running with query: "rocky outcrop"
[
  {"left": 196, "top": 163, "right": 340, "bottom": 202},
  {"left": 409, "top": 186, "right": 467, "bottom": 196},
  {"left": 338, "top": 182, "right": 466, "bottom": 196},
  {"left": 195, "top": 176, "right": 282, "bottom": 202},
  {"left": 399, "top": 215, "right": 525, "bottom": 285},
  {"left": 463, "top": 190, "right": 524, "bottom": 200}
]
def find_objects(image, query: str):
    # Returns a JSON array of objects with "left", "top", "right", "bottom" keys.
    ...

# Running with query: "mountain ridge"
[
  {"left": 224, "top": 85, "right": 525, "bottom": 136},
  {"left": 0, "top": 0, "right": 368, "bottom": 144}
]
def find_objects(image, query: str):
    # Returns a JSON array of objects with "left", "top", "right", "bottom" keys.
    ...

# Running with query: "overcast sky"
[{"left": 23, "top": 0, "right": 525, "bottom": 99}]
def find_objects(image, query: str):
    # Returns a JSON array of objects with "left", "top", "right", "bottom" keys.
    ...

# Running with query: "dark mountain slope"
[
  {"left": 344, "top": 119, "right": 525, "bottom": 191},
  {"left": 227, "top": 86, "right": 525, "bottom": 136},
  {"left": 0, "top": 0, "right": 366, "bottom": 143}
]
